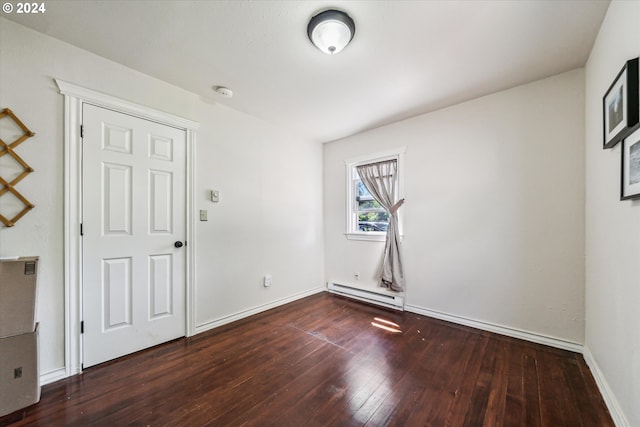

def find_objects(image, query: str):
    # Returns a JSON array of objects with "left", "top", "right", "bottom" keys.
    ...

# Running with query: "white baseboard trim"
[
  {"left": 194, "top": 287, "right": 325, "bottom": 335},
  {"left": 404, "top": 304, "right": 583, "bottom": 353},
  {"left": 583, "top": 346, "right": 630, "bottom": 427},
  {"left": 40, "top": 367, "right": 68, "bottom": 386}
]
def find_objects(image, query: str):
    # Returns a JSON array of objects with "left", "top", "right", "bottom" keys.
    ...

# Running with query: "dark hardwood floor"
[{"left": 1, "top": 293, "right": 613, "bottom": 426}]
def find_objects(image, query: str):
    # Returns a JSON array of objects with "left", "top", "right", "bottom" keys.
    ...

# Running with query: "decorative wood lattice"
[{"left": 0, "top": 108, "right": 35, "bottom": 227}]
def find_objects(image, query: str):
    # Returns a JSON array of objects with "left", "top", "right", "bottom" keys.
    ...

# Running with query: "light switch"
[
  {"left": 199, "top": 210, "right": 208, "bottom": 221},
  {"left": 210, "top": 190, "right": 220, "bottom": 203}
]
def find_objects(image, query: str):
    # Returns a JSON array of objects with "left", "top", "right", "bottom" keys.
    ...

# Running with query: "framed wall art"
[
  {"left": 621, "top": 126, "right": 640, "bottom": 200},
  {"left": 603, "top": 57, "right": 639, "bottom": 149}
]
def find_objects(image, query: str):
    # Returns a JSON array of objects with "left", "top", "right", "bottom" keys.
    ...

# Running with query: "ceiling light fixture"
[{"left": 307, "top": 9, "right": 355, "bottom": 55}]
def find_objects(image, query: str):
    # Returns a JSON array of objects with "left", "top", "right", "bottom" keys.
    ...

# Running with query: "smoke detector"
[{"left": 213, "top": 86, "right": 233, "bottom": 98}]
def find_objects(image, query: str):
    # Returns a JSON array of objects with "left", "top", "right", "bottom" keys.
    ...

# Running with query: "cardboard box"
[
  {"left": 0, "top": 324, "right": 40, "bottom": 417},
  {"left": 0, "top": 257, "right": 38, "bottom": 337}
]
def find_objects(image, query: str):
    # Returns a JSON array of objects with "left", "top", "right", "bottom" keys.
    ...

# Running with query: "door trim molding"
[{"left": 56, "top": 79, "right": 199, "bottom": 377}]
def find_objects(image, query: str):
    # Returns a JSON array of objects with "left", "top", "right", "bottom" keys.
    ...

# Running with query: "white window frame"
[{"left": 344, "top": 147, "right": 405, "bottom": 242}]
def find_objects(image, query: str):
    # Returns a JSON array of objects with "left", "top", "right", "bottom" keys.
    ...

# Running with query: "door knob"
[{"left": 174, "top": 241, "right": 184, "bottom": 248}]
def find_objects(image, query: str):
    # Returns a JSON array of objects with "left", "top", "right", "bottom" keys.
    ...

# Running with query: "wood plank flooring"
[{"left": 1, "top": 293, "right": 613, "bottom": 426}]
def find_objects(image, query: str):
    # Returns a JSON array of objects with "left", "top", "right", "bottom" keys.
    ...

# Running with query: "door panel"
[
  {"left": 103, "top": 163, "right": 132, "bottom": 234},
  {"left": 103, "top": 257, "right": 132, "bottom": 329},
  {"left": 149, "top": 254, "right": 172, "bottom": 318},
  {"left": 82, "top": 104, "right": 186, "bottom": 368},
  {"left": 149, "top": 169, "right": 173, "bottom": 233}
]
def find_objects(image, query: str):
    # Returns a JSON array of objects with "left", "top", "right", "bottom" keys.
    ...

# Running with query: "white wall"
[
  {"left": 584, "top": 1, "right": 640, "bottom": 426},
  {"left": 0, "top": 18, "right": 324, "bottom": 376},
  {"left": 324, "top": 69, "right": 585, "bottom": 344}
]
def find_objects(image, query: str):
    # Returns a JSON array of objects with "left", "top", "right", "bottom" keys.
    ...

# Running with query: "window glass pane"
[
  {"left": 358, "top": 199, "right": 384, "bottom": 211},
  {"left": 355, "top": 180, "right": 371, "bottom": 200},
  {"left": 358, "top": 211, "right": 390, "bottom": 222},
  {"left": 357, "top": 212, "right": 389, "bottom": 232}
]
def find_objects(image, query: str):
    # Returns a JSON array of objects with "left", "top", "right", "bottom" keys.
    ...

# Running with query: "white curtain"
[{"left": 356, "top": 159, "right": 405, "bottom": 292}]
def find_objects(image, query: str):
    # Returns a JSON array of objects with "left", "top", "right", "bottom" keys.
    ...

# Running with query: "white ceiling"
[{"left": 6, "top": 0, "right": 610, "bottom": 143}]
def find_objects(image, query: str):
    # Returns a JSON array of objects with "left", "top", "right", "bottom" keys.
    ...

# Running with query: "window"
[{"left": 345, "top": 148, "right": 405, "bottom": 241}]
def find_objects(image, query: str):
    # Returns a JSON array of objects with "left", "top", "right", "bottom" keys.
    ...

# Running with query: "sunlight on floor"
[{"left": 371, "top": 317, "right": 402, "bottom": 333}]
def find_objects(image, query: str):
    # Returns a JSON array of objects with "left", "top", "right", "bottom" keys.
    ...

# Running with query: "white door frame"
[{"left": 56, "top": 79, "right": 199, "bottom": 377}]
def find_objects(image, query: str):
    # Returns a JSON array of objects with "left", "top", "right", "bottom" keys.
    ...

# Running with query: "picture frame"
[
  {"left": 603, "top": 57, "right": 639, "bottom": 149},
  {"left": 621, "top": 126, "right": 640, "bottom": 200}
]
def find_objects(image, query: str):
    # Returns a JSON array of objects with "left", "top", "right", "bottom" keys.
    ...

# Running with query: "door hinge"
[
  {"left": 80, "top": 223, "right": 83, "bottom": 236},
  {"left": 80, "top": 321, "right": 84, "bottom": 334},
  {"left": 80, "top": 125, "right": 84, "bottom": 138}
]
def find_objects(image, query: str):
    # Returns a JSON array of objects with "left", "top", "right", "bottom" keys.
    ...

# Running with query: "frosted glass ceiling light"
[{"left": 308, "top": 9, "right": 355, "bottom": 55}]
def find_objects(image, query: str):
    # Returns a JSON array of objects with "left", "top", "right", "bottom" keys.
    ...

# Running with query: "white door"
[{"left": 82, "top": 104, "right": 186, "bottom": 368}]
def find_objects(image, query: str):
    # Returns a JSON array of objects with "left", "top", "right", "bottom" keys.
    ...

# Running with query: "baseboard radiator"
[{"left": 327, "top": 282, "right": 404, "bottom": 311}]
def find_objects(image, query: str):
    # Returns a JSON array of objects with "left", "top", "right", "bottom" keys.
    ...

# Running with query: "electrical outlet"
[
  {"left": 199, "top": 210, "right": 208, "bottom": 221},
  {"left": 354, "top": 272, "right": 360, "bottom": 280},
  {"left": 264, "top": 274, "right": 272, "bottom": 287}
]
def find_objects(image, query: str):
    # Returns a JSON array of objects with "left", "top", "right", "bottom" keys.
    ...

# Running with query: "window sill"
[
  {"left": 345, "top": 232, "right": 386, "bottom": 242},
  {"left": 344, "top": 232, "right": 404, "bottom": 242}
]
